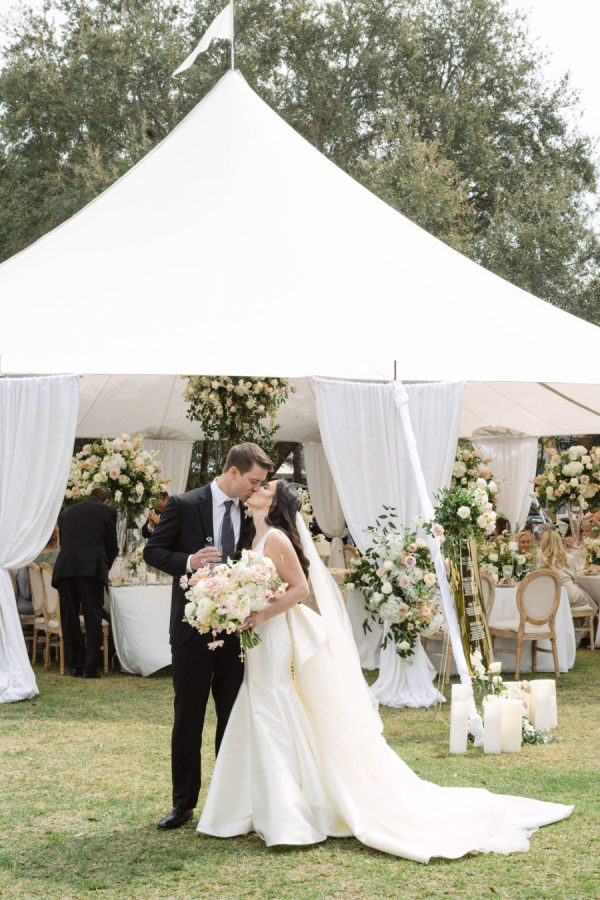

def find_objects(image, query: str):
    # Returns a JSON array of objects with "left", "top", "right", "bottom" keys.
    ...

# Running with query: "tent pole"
[
  {"left": 393, "top": 359, "right": 397, "bottom": 381},
  {"left": 231, "top": 0, "right": 235, "bottom": 70}
]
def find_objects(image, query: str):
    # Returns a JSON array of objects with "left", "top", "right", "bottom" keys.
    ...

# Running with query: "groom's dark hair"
[{"left": 224, "top": 442, "right": 272, "bottom": 474}]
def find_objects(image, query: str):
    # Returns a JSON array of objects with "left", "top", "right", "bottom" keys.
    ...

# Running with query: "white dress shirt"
[{"left": 187, "top": 479, "right": 241, "bottom": 573}]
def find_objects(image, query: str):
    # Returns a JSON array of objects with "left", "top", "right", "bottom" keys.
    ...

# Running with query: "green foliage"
[{"left": 1, "top": 0, "right": 599, "bottom": 321}]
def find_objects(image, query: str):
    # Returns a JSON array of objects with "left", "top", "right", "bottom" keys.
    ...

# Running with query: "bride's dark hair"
[{"left": 245, "top": 480, "right": 310, "bottom": 578}]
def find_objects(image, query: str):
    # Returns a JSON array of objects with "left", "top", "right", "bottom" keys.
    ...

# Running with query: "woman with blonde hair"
[{"left": 540, "top": 528, "right": 597, "bottom": 614}]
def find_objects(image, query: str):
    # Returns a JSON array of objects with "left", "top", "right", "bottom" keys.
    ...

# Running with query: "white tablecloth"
[
  {"left": 488, "top": 585, "right": 576, "bottom": 673},
  {"left": 574, "top": 575, "right": 600, "bottom": 647},
  {"left": 109, "top": 585, "right": 171, "bottom": 676}
]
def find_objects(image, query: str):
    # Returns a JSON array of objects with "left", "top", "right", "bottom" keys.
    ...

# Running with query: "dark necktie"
[{"left": 221, "top": 499, "right": 235, "bottom": 562}]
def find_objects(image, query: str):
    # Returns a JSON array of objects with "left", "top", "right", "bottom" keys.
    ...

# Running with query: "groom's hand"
[{"left": 189, "top": 547, "right": 222, "bottom": 569}]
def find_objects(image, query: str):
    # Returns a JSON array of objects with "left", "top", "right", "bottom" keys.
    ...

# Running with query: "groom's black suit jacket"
[{"left": 143, "top": 484, "right": 252, "bottom": 648}]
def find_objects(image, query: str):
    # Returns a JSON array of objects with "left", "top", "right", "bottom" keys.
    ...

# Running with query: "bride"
[{"left": 197, "top": 480, "right": 572, "bottom": 863}]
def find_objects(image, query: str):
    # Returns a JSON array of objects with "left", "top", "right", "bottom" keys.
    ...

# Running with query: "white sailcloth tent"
[
  {"left": 1, "top": 68, "right": 600, "bottom": 425},
  {"left": 1, "top": 69, "right": 597, "bottom": 712}
]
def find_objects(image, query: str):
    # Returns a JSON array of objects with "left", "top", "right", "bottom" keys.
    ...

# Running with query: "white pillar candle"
[
  {"left": 533, "top": 679, "right": 557, "bottom": 729},
  {"left": 500, "top": 698, "right": 523, "bottom": 752},
  {"left": 449, "top": 700, "right": 469, "bottom": 754},
  {"left": 451, "top": 683, "right": 470, "bottom": 703},
  {"left": 532, "top": 682, "right": 554, "bottom": 732},
  {"left": 483, "top": 696, "right": 502, "bottom": 754}
]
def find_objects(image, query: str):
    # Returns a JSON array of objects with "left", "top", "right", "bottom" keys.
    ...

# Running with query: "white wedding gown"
[{"left": 197, "top": 528, "right": 573, "bottom": 863}]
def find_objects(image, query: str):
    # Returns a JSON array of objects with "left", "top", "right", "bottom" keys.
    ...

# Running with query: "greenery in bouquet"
[
  {"left": 65, "top": 434, "right": 168, "bottom": 523},
  {"left": 343, "top": 508, "right": 444, "bottom": 660},
  {"left": 534, "top": 444, "right": 600, "bottom": 513},
  {"left": 427, "top": 483, "right": 496, "bottom": 550},
  {"left": 183, "top": 376, "right": 294, "bottom": 458},
  {"left": 470, "top": 651, "right": 552, "bottom": 745},
  {"left": 452, "top": 444, "right": 499, "bottom": 507}
]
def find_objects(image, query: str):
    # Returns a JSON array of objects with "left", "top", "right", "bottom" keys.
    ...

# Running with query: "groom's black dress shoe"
[{"left": 157, "top": 807, "right": 193, "bottom": 830}]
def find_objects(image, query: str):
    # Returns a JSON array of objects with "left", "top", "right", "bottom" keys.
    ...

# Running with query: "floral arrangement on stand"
[
  {"left": 470, "top": 651, "right": 553, "bottom": 745},
  {"left": 479, "top": 533, "right": 532, "bottom": 584},
  {"left": 183, "top": 376, "right": 295, "bottom": 461},
  {"left": 534, "top": 444, "right": 600, "bottom": 514},
  {"left": 583, "top": 536, "right": 600, "bottom": 567},
  {"left": 181, "top": 550, "right": 287, "bottom": 657},
  {"left": 452, "top": 445, "right": 499, "bottom": 507},
  {"left": 424, "top": 483, "right": 496, "bottom": 673},
  {"left": 426, "top": 483, "right": 497, "bottom": 549},
  {"left": 65, "top": 434, "right": 169, "bottom": 524},
  {"left": 343, "top": 508, "right": 444, "bottom": 660}
]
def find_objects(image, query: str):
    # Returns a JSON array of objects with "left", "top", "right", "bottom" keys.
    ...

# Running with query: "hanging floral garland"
[{"left": 183, "top": 376, "right": 295, "bottom": 457}]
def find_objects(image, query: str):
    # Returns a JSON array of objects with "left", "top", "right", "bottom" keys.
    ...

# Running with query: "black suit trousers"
[
  {"left": 171, "top": 629, "right": 244, "bottom": 809},
  {"left": 58, "top": 576, "right": 104, "bottom": 675}
]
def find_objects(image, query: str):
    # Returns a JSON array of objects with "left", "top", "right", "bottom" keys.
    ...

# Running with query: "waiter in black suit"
[
  {"left": 144, "top": 442, "right": 272, "bottom": 830},
  {"left": 52, "top": 487, "right": 118, "bottom": 678}
]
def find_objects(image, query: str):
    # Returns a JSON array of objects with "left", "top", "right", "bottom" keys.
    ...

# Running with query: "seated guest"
[
  {"left": 11, "top": 567, "right": 32, "bottom": 615},
  {"left": 540, "top": 529, "right": 598, "bottom": 614},
  {"left": 34, "top": 524, "right": 60, "bottom": 567},
  {"left": 141, "top": 491, "right": 169, "bottom": 539},
  {"left": 517, "top": 530, "right": 532, "bottom": 554}
]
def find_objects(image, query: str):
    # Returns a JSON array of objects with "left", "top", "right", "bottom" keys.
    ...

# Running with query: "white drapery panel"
[
  {"left": 314, "top": 379, "right": 482, "bottom": 732},
  {"left": 0, "top": 375, "right": 79, "bottom": 703},
  {"left": 142, "top": 439, "right": 193, "bottom": 496},
  {"left": 302, "top": 442, "right": 347, "bottom": 568},
  {"left": 472, "top": 428, "right": 538, "bottom": 531}
]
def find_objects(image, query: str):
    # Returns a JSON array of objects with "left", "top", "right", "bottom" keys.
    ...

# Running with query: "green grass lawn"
[{"left": 1, "top": 652, "right": 599, "bottom": 900}]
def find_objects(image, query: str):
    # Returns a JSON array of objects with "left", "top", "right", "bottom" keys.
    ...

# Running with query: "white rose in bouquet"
[{"left": 457, "top": 506, "right": 471, "bottom": 519}]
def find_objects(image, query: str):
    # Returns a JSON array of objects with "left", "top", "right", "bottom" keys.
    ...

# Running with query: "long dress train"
[{"left": 197, "top": 529, "right": 572, "bottom": 863}]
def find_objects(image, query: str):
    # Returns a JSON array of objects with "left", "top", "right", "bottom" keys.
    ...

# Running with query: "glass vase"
[
  {"left": 447, "top": 536, "right": 495, "bottom": 676},
  {"left": 567, "top": 505, "right": 583, "bottom": 547}
]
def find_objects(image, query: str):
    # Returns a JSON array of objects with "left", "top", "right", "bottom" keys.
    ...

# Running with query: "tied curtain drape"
[
  {"left": 302, "top": 442, "right": 347, "bottom": 569},
  {"left": 471, "top": 429, "right": 538, "bottom": 532},
  {"left": 142, "top": 439, "right": 193, "bottom": 497},
  {"left": 0, "top": 375, "right": 79, "bottom": 703},
  {"left": 314, "top": 379, "right": 482, "bottom": 730}
]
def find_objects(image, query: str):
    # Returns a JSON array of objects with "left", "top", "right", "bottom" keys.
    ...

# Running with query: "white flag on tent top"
[{"left": 173, "top": 2, "right": 234, "bottom": 75}]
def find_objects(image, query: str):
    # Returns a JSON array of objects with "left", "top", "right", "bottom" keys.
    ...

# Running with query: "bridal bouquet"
[
  {"left": 181, "top": 550, "right": 287, "bottom": 655},
  {"left": 344, "top": 509, "right": 443, "bottom": 659},
  {"left": 534, "top": 444, "right": 600, "bottom": 513}
]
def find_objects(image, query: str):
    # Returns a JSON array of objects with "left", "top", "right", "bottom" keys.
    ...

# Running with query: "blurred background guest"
[
  {"left": 540, "top": 529, "right": 597, "bottom": 614},
  {"left": 141, "top": 491, "right": 169, "bottom": 539},
  {"left": 34, "top": 524, "right": 60, "bottom": 566}
]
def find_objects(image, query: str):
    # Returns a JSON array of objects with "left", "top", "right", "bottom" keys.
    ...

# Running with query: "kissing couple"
[{"left": 144, "top": 441, "right": 572, "bottom": 863}]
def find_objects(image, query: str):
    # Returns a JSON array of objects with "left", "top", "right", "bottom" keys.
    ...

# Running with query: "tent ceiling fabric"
[
  {"left": 75, "top": 375, "right": 600, "bottom": 440},
  {"left": 2, "top": 70, "right": 600, "bottom": 383}
]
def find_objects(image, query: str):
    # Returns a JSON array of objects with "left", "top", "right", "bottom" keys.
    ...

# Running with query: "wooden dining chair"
[
  {"left": 39, "top": 563, "right": 65, "bottom": 674},
  {"left": 570, "top": 603, "right": 596, "bottom": 650},
  {"left": 488, "top": 569, "right": 561, "bottom": 679},
  {"left": 422, "top": 625, "right": 453, "bottom": 684},
  {"left": 27, "top": 563, "right": 48, "bottom": 664},
  {"left": 342, "top": 544, "right": 360, "bottom": 567}
]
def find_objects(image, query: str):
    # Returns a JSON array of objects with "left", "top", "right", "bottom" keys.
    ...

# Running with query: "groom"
[{"left": 144, "top": 442, "right": 273, "bottom": 829}]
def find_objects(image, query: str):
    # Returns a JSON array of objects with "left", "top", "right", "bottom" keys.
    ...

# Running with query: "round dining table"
[{"left": 109, "top": 583, "right": 171, "bottom": 676}]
